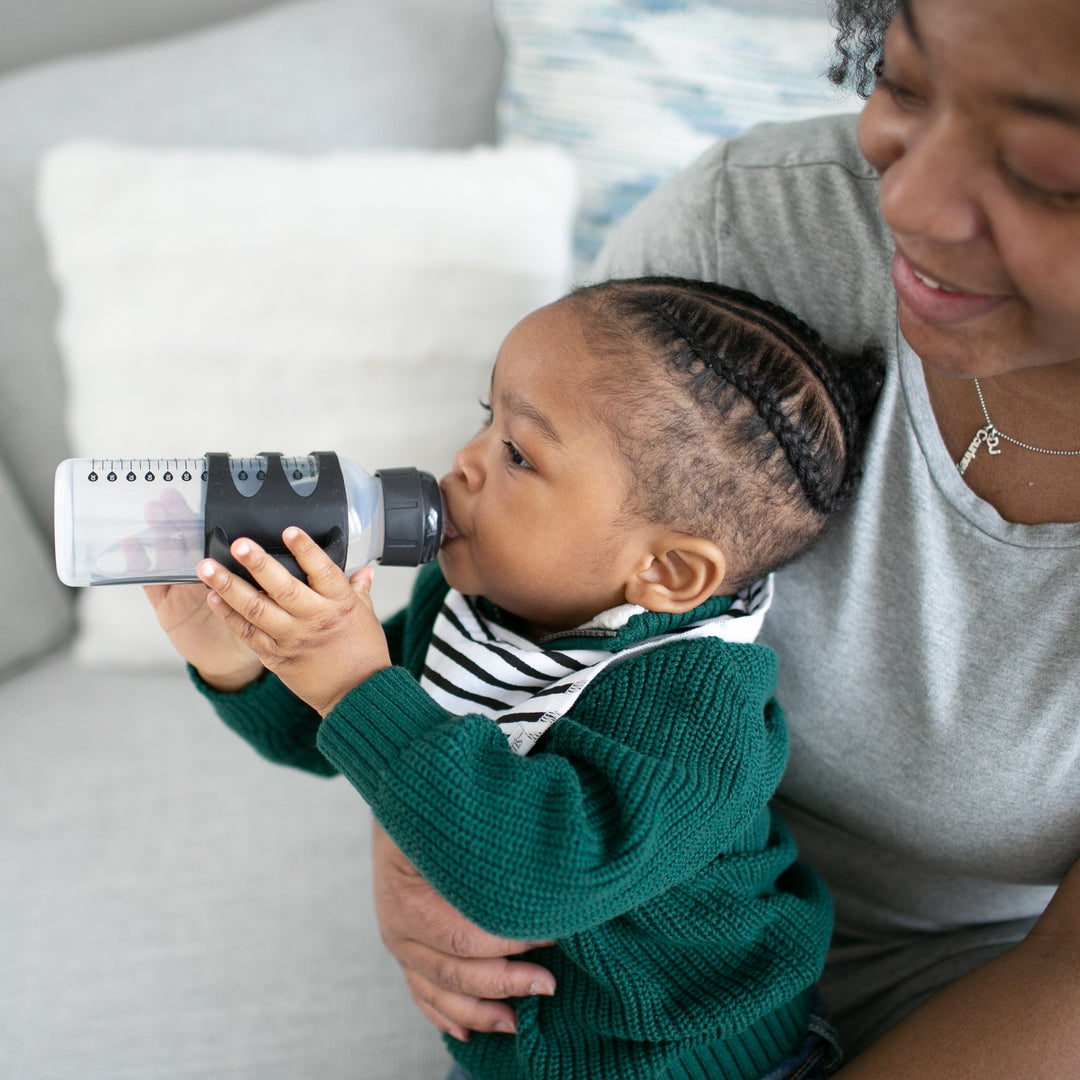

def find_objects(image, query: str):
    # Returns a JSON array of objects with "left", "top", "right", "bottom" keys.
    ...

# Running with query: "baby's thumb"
[{"left": 349, "top": 566, "right": 377, "bottom": 609}]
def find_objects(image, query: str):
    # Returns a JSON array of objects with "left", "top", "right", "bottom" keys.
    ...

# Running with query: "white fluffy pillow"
[{"left": 38, "top": 141, "right": 576, "bottom": 668}]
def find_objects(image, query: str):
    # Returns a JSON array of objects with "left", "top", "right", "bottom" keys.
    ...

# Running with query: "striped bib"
[{"left": 419, "top": 577, "right": 773, "bottom": 755}]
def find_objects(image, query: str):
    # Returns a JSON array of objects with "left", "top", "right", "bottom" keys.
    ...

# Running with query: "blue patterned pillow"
[{"left": 494, "top": 0, "right": 858, "bottom": 274}]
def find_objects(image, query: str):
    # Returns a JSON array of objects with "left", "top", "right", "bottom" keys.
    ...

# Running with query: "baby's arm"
[
  {"left": 322, "top": 641, "right": 781, "bottom": 941},
  {"left": 195, "top": 527, "right": 391, "bottom": 718}
]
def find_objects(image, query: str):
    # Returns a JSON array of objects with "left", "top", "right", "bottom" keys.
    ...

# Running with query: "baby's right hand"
[{"left": 144, "top": 581, "right": 264, "bottom": 692}]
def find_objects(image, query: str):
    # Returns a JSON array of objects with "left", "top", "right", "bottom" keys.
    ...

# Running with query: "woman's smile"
[{"left": 890, "top": 247, "right": 1011, "bottom": 327}]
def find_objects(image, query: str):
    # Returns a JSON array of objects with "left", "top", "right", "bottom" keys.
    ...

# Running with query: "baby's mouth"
[{"left": 439, "top": 485, "right": 462, "bottom": 544}]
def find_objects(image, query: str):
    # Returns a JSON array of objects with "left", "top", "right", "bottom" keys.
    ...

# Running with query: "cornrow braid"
[
  {"left": 640, "top": 293, "right": 850, "bottom": 517},
  {"left": 572, "top": 276, "right": 883, "bottom": 591}
]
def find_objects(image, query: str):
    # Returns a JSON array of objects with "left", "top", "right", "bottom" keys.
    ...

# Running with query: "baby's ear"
[{"left": 624, "top": 536, "right": 727, "bottom": 613}]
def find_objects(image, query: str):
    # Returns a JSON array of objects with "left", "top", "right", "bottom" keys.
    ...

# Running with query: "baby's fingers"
[
  {"left": 221, "top": 536, "right": 328, "bottom": 617},
  {"left": 282, "top": 527, "right": 352, "bottom": 601},
  {"left": 350, "top": 566, "right": 377, "bottom": 607},
  {"left": 196, "top": 554, "right": 286, "bottom": 642},
  {"left": 203, "top": 588, "right": 277, "bottom": 662}
]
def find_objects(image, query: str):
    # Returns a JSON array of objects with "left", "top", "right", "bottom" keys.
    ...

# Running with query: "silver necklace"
[{"left": 956, "top": 377, "right": 1080, "bottom": 475}]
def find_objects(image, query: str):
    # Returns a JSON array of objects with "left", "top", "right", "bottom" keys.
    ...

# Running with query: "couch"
[{"left": 0, "top": 1, "right": 852, "bottom": 1076}]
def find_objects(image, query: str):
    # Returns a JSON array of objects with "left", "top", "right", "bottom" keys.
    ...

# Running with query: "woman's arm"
[
  {"left": 833, "top": 855, "right": 1080, "bottom": 1079},
  {"left": 371, "top": 823, "right": 555, "bottom": 1041},
  {"left": 374, "top": 834, "right": 1080, "bottom": 1060}
]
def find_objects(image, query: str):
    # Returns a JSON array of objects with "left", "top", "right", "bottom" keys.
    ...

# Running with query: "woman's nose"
[{"left": 861, "top": 95, "right": 987, "bottom": 245}]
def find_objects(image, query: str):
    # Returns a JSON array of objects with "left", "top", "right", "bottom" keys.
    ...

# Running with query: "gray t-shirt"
[{"left": 592, "top": 113, "right": 1080, "bottom": 1055}]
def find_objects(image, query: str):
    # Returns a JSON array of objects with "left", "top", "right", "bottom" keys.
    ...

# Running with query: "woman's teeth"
[{"left": 914, "top": 268, "right": 962, "bottom": 294}]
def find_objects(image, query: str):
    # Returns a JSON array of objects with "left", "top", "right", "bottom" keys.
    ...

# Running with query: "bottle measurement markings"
[{"left": 84, "top": 456, "right": 318, "bottom": 489}]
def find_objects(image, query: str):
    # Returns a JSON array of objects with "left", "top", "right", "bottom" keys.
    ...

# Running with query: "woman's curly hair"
[{"left": 827, "top": 0, "right": 901, "bottom": 98}]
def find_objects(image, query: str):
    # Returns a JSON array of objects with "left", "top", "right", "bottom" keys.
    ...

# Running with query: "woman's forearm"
[{"left": 836, "top": 858, "right": 1080, "bottom": 1079}]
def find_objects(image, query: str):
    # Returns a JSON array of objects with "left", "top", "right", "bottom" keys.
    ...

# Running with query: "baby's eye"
[
  {"left": 502, "top": 440, "right": 531, "bottom": 470},
  {"left": 479, "top": 399, "right": 493, "bottom": 425}
]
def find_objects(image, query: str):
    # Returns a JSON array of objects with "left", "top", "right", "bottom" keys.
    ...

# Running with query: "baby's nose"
[{"left": 454, "top": 438, "right": 485, "bottom": 491}]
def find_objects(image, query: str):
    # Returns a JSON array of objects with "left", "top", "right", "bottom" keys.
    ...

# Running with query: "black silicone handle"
[{"left": 203, "top": 451, "right": 348, "bottom": 586}]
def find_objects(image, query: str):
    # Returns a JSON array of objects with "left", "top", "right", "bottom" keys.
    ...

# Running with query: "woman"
[{"left": 372, "top": 0, "right": 1080, "bottom": 1074}]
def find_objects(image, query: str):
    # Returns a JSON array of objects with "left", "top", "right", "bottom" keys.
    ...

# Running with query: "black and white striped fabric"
[{"left": 420, "top": 577, "right": 773, "bottom": 755}]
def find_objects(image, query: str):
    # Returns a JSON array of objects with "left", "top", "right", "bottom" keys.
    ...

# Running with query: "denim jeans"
[{"left": 757, "top": 1007, "right": 843, "bottom": 1080}]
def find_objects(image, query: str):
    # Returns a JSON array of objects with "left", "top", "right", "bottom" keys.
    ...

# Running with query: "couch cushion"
[
  {"left": 0, "top": 458, "right": 73, "bottom": 677},
  {"left": 0, "top": 651, "right": 448, "bottom": 1078},
  {"left": 0, "top": 0, "right": 280, "bottom": 76},
  {"left": 494, "top": 0, "right": 858, "bottom": 274}
]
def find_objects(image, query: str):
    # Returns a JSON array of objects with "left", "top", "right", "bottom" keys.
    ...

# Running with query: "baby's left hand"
[{"left": 197, "top": 527, "right": 390, "bottom": 717}]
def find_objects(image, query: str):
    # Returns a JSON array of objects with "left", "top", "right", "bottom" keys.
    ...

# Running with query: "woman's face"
[{"left": 857, "top": 0, "right": 1080, "bottom": 379}]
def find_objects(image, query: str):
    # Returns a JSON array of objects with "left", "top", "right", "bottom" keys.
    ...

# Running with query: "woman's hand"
[
  {"left": 195, "top": 528, "right": 390, "bottom": 716},
  {"left": 371, "top": 823, "right": 557, "bottom": 1042}
]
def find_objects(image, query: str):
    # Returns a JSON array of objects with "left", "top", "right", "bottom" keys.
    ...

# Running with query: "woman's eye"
[
  {"left": 502, "top": 440, "right": 531, "bottom": 470},
  {"left": 876, "top": 70, "right": 925, "bottom": 111},
  {"left": 1001, "top": 161, "right": 1080, "bottom": 207},
  {"left": 479, "top": 399, "right": 493, "bottom": 425}
]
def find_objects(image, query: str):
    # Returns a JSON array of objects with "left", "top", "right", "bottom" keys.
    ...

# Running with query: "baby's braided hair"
[{"left": 571, "top": 276, "right": 883, "bottom": 591}]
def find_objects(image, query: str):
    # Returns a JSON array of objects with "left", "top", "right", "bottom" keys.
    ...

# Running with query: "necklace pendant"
[
  {"left": 957, "top": 426, "right": 992, "bottom": 476},
  {"left": 984, "top": 424, "right": 1001, "bottom": 456}
]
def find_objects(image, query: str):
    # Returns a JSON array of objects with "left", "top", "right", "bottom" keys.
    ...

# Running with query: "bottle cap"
[{"left": 376, "top": 468, "right": 444, "bottom": 566}]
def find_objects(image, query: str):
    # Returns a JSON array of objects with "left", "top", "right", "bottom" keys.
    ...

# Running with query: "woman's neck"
[{"left": 924, "top": 360, "right": 1080, "bottom": 525}]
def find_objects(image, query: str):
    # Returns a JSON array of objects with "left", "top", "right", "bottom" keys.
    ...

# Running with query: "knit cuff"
[
  {"left": 189, "top": 662, "right": 285, "bottom": 726},
  {"left": 188, "top": 664, "right": 335, "bottom": 776},
  {"left": 316, "top": 665, "right": 452, "bottom": 800}
]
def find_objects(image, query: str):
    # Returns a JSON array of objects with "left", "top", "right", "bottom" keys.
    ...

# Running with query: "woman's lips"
[{"left": 891, "top": 249, "right": 1010, "bottom": 327}]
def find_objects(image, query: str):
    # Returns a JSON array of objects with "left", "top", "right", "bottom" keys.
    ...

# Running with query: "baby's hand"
[
  {"left": 140, "top": 489, "right": 263, "bottom": 691},
  {"left": 145, "top": 580, "right": 264, "bottom": 692},
  {"left": 196, "top": 528, "right": 391, "bottom": 716}
]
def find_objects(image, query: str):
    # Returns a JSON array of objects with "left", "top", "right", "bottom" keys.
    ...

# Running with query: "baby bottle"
[{"left": 54, "top": 451, "right": 444, "bottom": 587}]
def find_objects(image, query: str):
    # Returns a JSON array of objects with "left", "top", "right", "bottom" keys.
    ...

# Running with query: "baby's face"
[{"left": 437, "top": 300, "right": 659, "bottom": 638}]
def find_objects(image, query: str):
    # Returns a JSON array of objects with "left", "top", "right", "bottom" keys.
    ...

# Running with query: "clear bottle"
[{"left": 54, "top": 452, "right": 443, "bottom": 587}]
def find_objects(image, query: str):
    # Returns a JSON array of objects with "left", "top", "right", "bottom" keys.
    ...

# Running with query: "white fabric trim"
[{"left": 420, "top": 576, "right": 772, "bottom": 755}]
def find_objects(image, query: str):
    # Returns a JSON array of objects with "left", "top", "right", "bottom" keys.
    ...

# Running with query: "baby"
[{"left": 151, "top": 276, "right": 882, "bottom": 1080}]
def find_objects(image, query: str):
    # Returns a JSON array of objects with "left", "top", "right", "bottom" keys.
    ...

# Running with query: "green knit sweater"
[{"left": 197, "top": 562, "right": 832, "bottom": 1080}]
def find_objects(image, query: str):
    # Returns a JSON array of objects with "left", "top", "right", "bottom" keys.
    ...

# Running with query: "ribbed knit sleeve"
[
  {"left": 191, "top": 665, "right": 337, "bottom": 776},
  {"left": 188, "top": 562, "right": 445, "bottom": 777},
  {"left": 317, "top": 638, "right": 785, "bottom": 940}
]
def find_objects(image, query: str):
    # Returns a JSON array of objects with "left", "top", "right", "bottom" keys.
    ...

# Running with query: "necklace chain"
[{"left": 956, "top": 378, "right": 1080, "bottom": 476}]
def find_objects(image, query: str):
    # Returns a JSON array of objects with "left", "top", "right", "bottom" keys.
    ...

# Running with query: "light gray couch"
[
  {"left": 1, "top": 4, "right": 500, "bottom": 1077},
  {"left": 0, "top": 1, "right": 840, "bottom": 1076}
]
